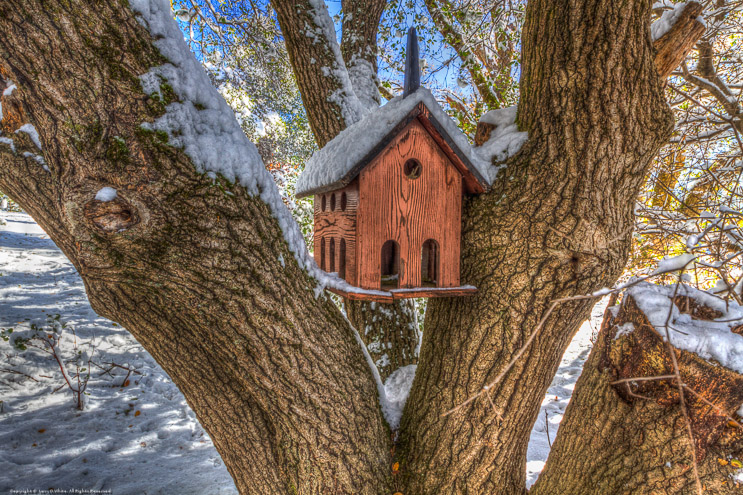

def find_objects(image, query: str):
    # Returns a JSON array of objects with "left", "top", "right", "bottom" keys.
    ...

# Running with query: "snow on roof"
[
  {"left": 627, "top": 282, "right": 743, "bottom": 374},
  {"left": 296, "top": 88, "right": 493, "bottom": 197}
]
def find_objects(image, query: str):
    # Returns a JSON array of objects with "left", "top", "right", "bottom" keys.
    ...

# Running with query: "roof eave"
[{"left": 296, "top": 99, "right": 490, "bottom": 198}]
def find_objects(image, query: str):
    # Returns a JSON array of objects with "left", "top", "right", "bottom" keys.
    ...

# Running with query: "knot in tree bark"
[{"left": 84, "top": 195, "right": 139, "bottom": 233}]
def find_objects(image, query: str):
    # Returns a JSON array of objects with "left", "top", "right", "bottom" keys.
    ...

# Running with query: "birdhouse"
[{"left": 295, "top": 28, "right": 490, "bottom": 302}]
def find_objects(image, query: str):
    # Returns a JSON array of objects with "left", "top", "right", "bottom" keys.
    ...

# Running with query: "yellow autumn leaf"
[
  {"left": 731, "top": 459, "right": 743, "bottom": 469},
  {"left": 392, "top": 462, "right": 399, "bottom": 473},
  {"left": 718, "top": 458, "right": 729, "bottom": 466}
]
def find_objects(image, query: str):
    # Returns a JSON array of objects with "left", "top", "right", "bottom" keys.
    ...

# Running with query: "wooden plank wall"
[
  {"left": 357, "top": 120, "right": 462, "bottom": 289},
  {"left": 313, "top": 180, "right": 359, "bottom": 285}
]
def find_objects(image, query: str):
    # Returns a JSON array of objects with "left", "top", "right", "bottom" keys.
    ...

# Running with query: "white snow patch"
[
  {"left": 613, "top": 322, "right": 635, "bottom": 340},
  {"left": 3, "top": 83, "right": 16, "bottom": 96},
  {"left": 651, "top": 253, "right": 695, "bottom": 275},
  {"left": 651, "top": 2, "right": 690, "bottom": 41},
  {"left": 383, "top": 364, "right": 417, "bottom": 430},
  {"left": 297, "top": 88, "right": 493, "bottom": 196},
  {"left": 0, "top": 136, "right": 16, "bottom": 153},
  {"left": 95, "top": 187, "right": 118, "bottom": 202},
  {"left": 127, "top": 0, "right": 335, "bottom": 294},
  {"left": 627, "top": 282, "right": 743, "bottom": 374},
  {"left": 476, "top": 105, "right": 528, "bottom": 173},
  {"left": 21, "top": 151, "right": 47, "bottom": 169},
  {"left": 15, "top": 123, "right": 42, "bottom": 150},
  {"left": 346, "top": 56, "right": 379, "bottom": 111}
]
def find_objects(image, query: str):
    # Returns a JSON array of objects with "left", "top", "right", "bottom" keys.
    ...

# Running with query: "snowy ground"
[
  {"left": 0, "top": 211, "right": 604, "bottom": 493},
  {"left": 0, "top": 212, "right": 236, "bottom": 495},
  {"left": 525, "top": 299, "right": 606, "bottom": 487}
]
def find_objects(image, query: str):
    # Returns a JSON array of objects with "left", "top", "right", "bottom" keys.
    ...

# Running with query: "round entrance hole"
[{"left": 404, "top": 158, "right": 422, "bottom": 179}]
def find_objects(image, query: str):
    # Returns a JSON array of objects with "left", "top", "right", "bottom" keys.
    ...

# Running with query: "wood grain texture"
[
  {"left": 357, "top": 120, "right": 462, "bottom": 290},
  {"left": 314, "top": 181, "right": 358, "bottom": 284},
  {"left": 417, "top": 109, "right": 486, "bottom": 193}
]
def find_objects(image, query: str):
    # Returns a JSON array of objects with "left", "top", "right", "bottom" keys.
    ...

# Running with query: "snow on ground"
[
  {"left": 0, "top": 212, "right": 236, "bottom": 495},
  {"left": 525, "top": 298, "right": 607, "bottom": 488},
  {"left": 0, "top": 211, "right": 604, "bottom": 492}
]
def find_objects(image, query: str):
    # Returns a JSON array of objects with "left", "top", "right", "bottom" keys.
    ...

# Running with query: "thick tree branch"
[
  {"left": 476, "top": 2, "right": 706, "bottom": 146},
  {"left": 654, "top": 2, "right": 706, "bottom": 79},
  {"left": 273, "top": 0, "right": 366, "bottom": 147},
  {"left": 532, "top": 293, "right": 743, "bottom": 494},
  {"left": 0, "top": 1, "right": 391, "bottom": 492},
  {"left": 340, "top": 0, "right": 386, "bottom": 109},
  {"left": 398, "top": 0, "right": 674, "bottom": 492}
]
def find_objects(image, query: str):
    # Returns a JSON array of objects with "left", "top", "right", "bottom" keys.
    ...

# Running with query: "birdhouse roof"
[{"left": 295, "top": 88, "right": 493, "bottom": 198}]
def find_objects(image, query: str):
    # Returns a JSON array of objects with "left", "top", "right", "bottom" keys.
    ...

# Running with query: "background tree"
[{"left": 0, "top": 1, "right": 741, "bottom": 494}]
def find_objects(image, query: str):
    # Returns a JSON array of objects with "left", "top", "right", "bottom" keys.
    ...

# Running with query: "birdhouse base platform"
[{"left": 327, "top": 285, "right": 477, "bottom": 303}]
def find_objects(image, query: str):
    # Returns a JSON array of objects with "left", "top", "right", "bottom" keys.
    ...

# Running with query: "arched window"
[
  {"left": 329, "top": 238, "right": 336, "bottom": 273},
  {"left": 320, "top": 237, "right": 326, "bottom": 271},
  {"left": 321, "top": 195, "right": 326, "bottom": 212},
  {"left": 340, "top": 192, "right": 347, "bottom": 211},
  {"left": 330, "top": 193, "right": 336, "bottom": 211},
  {"left": 339, "top": 239, "right": 346, "bottom": 279},
  {"left": 381, "top": 240, "right": 400, "bottom": 289},
  {"left": 421, "top": 239, "right": 439, "bottom": 286}
]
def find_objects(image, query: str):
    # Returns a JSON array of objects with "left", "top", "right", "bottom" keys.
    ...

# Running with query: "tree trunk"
[
  {"left": 532, "top": 294, "right": 743, "bottom": 494},
  {"left": 397, "top": 0, "right": 675, "bottom": 492},
  {"left": 346, "top": 299, "right": 420, "bottom": 381},
  {"left": 273, "top": 0, "right": 366, "bottom": 147},
  {"left": 0, "top": 1, "right": 392, "bottom": 493},
  {"left": 1, "top": 0, "right": 724, "bottom": 493},
  {"left": 340, "top": 0, "right": 386, "bottom": 109}
]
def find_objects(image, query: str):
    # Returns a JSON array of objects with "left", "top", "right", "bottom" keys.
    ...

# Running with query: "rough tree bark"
[
  {"left": 346, "top": 299, "right": 419, "bottom": 381},
  {"left": 340, "top": 0, "right": 387, "bottom": 109},
  {"left": 272, "top": 0, "right": 365, "bottom": 147},
  {"left": 397, "top": 0, "right": 676, "bottom": 492},
  {"left": 0, "top": 1, "right": 391, "bottom": 493},
  {"left": 1, "top": 0, "right": 733, "bottom": 494},
  {"left": 532, "top": 294, "right": 743, "bottom": 494}
]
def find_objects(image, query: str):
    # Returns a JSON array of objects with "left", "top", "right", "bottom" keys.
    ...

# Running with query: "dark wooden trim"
[
  {"left": 327, "top": 285, "right": 477, "bottom": 302},
  {"left": 390, "top": 287, "right": 477, "bottom": 298},
  {"left": 416, "top": 109, "right": 487, "bottom": 194},
  {"left": 327, "top": 287, "right": 394, "bottom": 303}
]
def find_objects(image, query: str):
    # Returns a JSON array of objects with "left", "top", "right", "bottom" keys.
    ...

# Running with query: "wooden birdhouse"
[{"left": 295, "top": 28, "right": 490, "bottom": 302}]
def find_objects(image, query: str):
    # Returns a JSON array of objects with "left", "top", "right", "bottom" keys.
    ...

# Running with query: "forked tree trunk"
[
  {"left": 397, "top": 0, "right": 675, "bottom": 492},
  {"left": 0, "top": 1, "right": 392, "bottom": 493},
  {"left": 1, "top": 0, "right": 729, "bottom": 493}
]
